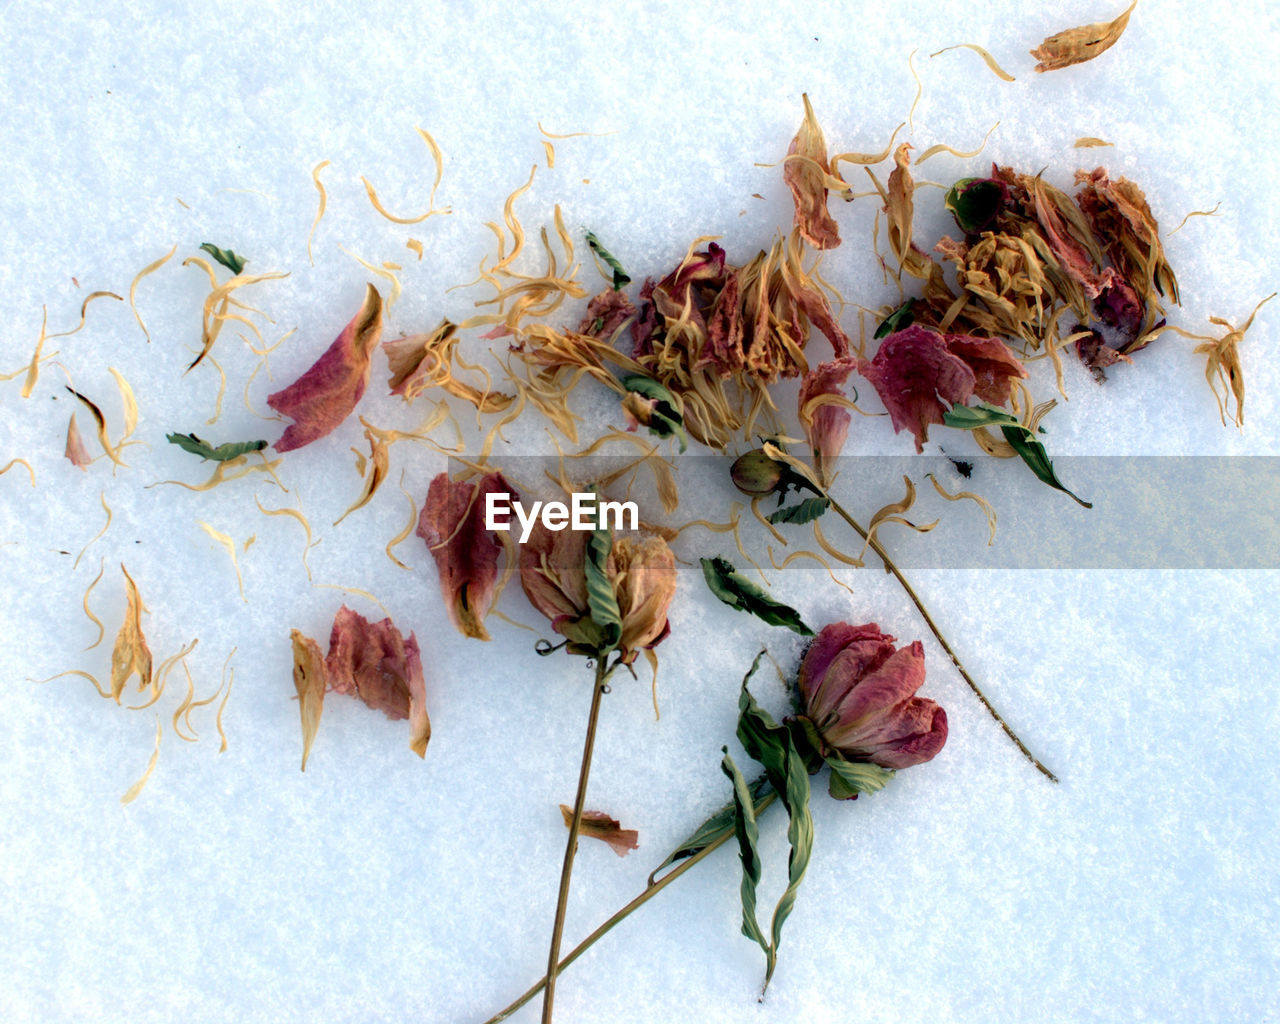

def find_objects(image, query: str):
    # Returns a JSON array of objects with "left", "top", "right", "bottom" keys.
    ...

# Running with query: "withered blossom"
[
  {"left": 794, "top": 622, "right": 947, "bottom": 773},
  {"left": 798, "top": 357, "right": 859, "bottom": 485},
  {"left": 268, "top": 284, "right": 384, "bottom": 452},
  {"left": 577, "top": 289, "right": 637, "bottom": 340},
  {"left": 783, "top": 94, "right": 841, "bottom": 250},
  {"left": 859, "top": 325, "right": 1025, "bottom": 452},
  {"left": 417, "top": 471, "right": 512, "bottom": 642},
  {"left": 519, "top": 520, "right": 676, "bottom": 662}
]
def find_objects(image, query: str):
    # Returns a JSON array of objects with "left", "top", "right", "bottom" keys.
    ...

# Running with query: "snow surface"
[{"left": 2, "top": 1, "right": 1278, "bottom": 1022}]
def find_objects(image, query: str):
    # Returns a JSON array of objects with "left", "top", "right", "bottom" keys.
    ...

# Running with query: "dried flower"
[
  {"left": 268, "top": 284, "right": 383, "bottom": 452},
  {"left": 860, "top": 324, "right": 1025, "bottom": 452},
  {"left": 519, "top": 520, "right": 675, "bottom": 662},
  {"left": 784, "top": 94, "right": 841, "bottom": 250},
  {"left": 417, "top": 472, "right": 512, "bottom": 642},
  {"left": 798, "top": 357, "right": 858, "bottom": 485},
  {"left": 795, "top": 622, "right": 947, "bottom": 771}
]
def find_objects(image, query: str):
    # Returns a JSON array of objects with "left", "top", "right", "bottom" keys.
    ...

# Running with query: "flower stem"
[
  {"left": 824, "top": 493, "right": 1058, "bottom": 783},
  {"left": 540, "top": 657, "right": 612, "bottom": 1024},
  {"left": 485, "top": 791, "right": 780, "bottom": 1023}
]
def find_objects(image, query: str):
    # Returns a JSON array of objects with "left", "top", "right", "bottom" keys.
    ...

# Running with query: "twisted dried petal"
[
  {"left": 859, "top": 325, "right": 976, "bottom": 452},
  {"left": 269, "top": 284, "right": 383, "bottom": 452},
  {"left": 784, "top": 94, "right": 841, "bottom": 250}
]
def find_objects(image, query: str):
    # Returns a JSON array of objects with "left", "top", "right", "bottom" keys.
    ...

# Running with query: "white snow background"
[{"left": 2, "top": 1, "right": 1278, "bottom": 1022}]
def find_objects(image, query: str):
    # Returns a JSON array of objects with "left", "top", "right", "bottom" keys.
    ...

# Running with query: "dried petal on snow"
[
  {"left": 110, "top": 564, "right": 152, "bottom": 703},
  {"left": 1032, "top": 0, "right": 1137, "bottom": 73},
  {"left": 65, "top": 413, "right": 92, "bottom": 470},
  {"left": 859, "top": 326, "right": 976, "bottom": 452},
  {"left": 784, "top": 94, "right": 841, "bottom": 250},
  {"left": 417, "top": 472, "right": 512, "bottom": 641},
  {"left": 268, "top": 284, "right": 384, "bottom": 452},
  {"left": 559, "top": 805, "right": 639, "bottom": 857},
  {"left": 290, "top": 629, "right": 327, "bottom": 771}
]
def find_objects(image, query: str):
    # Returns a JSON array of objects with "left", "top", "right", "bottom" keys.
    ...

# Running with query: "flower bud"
[{"left": 730, "top": 450, "right": 787, "bottom": 497}]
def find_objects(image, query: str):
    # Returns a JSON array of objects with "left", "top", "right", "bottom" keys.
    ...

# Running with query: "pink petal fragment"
[
  {"left": 65, "top": 413, "right": 92, "bottom": 470},
  {"left": 859, "top": 325, "right": 976, "bottom": 452},
  {"left": 559, "top": 805, "right": 640, "bottom": 857},
  {"left": 417, "top": 472, "right": 512, "bottom": 641},
  {"left": 268, "top": 284, "right": 384, "bottom": 452},
  {"left": 943, "top": 333, "right": 1028, "bottom": 406}
]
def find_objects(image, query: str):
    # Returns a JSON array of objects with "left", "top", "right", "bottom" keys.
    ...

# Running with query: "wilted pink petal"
[
  {"left": 64, "top": 413, "right": 92, "bottom": 470},
  {"left": 417, "top": 472, "right": 511, "bottom": 641},
  {"left": 943, "top": 333, "right": 1028, "bottom": 406},
  {"left": 799, "top": 357, "right": 859, "bottom": 483},
  {"left": 578, "top": 289, "right": 637, "bottom": 339},
  {"left": 518, "top": 519, "right": 591, "bottom": 630},
  {"left": 609, "top": 535, "right": 677, "bottom": 662},
  {"left": 859, "top": 325, "right": 976, "bottom": 452},
  {"left": 268, "top": 284, "right": 384, "bottom": 452},
  {"left": 791, "top": 274, "right": 851, "bottom": 359},
  {"left": 703, "top": 269, "right": 745, "bottom": 376},
  {"left": 1095, "top": 278, "right": 1143, "bottom": 339},
  {"left": 560, "top": 805, "right": 640, "bottom": 857},
  {"left": 784, "top": 94, "right": 841, "bottom": 251},
  {"left": 796, "top": 622, "right": 947, "bottom": 771}
]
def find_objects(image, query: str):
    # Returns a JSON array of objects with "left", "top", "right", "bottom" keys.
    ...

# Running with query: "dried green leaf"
[
  {"left": 585, "top": 230, "right": 631, "bottom": 290},
  {"left": 584, "top": 523, "right": 623, "bottom": 654},
  {"left": 826, "top": 756, "right": 895, "bottom": 800},
  {"left": 721, "top": 747, "right": 769, "bottom": 958},
  {"left": 699, "top": 556, "right": 813, "bottom": 636},
  {"left": 944, "top": 403, "right": 1091, "bottom": 507},
  {"left": 874, "top": 300, "right": 916, "bottom": 339},
  {"left": 619, "top": 374, "right": 688, "bottom": 452},
  {"left": 648, "top": 774, "right": 774, "bottom": 883},
  {"left": 167, "top": 432, "right": 269, "bottom": 461},
  {"left": 766, "top": 496, "right": 830, "bottom": 525},
  {"left": 199, "top": 242, "right": 247, "bottom": 275}
]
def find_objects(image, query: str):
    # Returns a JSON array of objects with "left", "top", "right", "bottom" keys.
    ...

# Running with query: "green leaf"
[
  {"left": 585, "top": 230, "right": 632, "bottom": 290},
  {"left": 166, "top": 432, "right": 268, "bottom": 462},
  {"left": 583, "top": 521, "right": 623, "bottom": 654},
  {"left": 647, "top": 775, "right": 773, "bottom": 884},
  {"left": 199, "top": 243, "right": 247, "bottom": 275},
  {"left": 619, "top": 374, "right": 688, "bottom": 452},
  {"left": 732, "top": 663, "right": 815, "bottom": 992},
  {"left": 999, "top": 425, "right": 1092, "bottom": 508},
  {"left": 720, "top": 748, "right": 769, "bottom": 958},
  {"left": 766, "top": 496, "right": 830, "bottom": 525},
  {"left": 943, "top": 402, "right": 1092, "bottom": 508},
  {"left": 699, "top": 557, "right": 813, "bottom": 636},
  {"left": 826, "top": 757, "right": 895, "bottom": 800},
  {"left": 874, "top": 300, "right": 916, "bottom": 339}
]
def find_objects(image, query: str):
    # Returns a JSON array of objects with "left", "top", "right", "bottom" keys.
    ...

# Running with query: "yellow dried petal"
[
  {"left": 1032, "top": 0, "right": 1137, "bottom": 73},
  {"left": 291, "top": 629, "right": 327, "bottom": 772},
  {"left": 110, "top": 564, "right": 152, "bottom": 703}
]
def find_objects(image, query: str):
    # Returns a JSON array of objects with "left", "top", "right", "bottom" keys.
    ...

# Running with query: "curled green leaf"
[
  {"left": 720, "top": 748, "right": 769, "bottom": 959},
  {"left": 166, "top": 432, "right": 268, "bottom": 462},
  {"left": 766, "top": 496, "right": 830, "bottom": 525},
  {"left": 583, "top": 522, "right": 623, "bottom": 655},
  {"left": 943, "top": 402, "right": 1091, "bottom": 508},
  {"left": 874, "top": 299, "right": 916, "bottom": 339},
  {"left": 826, "top": 756, "right": 895, "bottom": 800},
  {"left": 199, "top": 242, "right": 247, "bottom": 275},
  {"left": 647, "top": 774, "right": 774, "bottom": 885},
  {"left": 619, "top": 374, "right": 688, "bottom": 452},
  {"left": 699, "top": 557, "right": 813, "bottom": 636},
  {"left": 585, "top": 230, "right": 631, "bottom": 291}
]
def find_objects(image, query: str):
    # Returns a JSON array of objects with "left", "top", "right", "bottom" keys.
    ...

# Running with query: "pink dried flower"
[
  {"left": 796, "top": 622, "right": 947, "bottom": 771},
  {"left": 798, "top": 356, "right": 858, "bottom": 484},
  {"left": 268, "top": 284, "right": 384, "bottom": 453},
  {"left": 417, "top": 471, "right": 512, "bottom": 642}
]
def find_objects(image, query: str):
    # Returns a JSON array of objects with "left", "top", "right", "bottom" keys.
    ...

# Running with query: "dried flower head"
[{"left": 795, "top": 622, "right": 947, "bottom": 771}]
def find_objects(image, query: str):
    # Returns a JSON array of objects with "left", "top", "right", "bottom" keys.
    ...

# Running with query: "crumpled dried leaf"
[
  {"left": 110, "top": 564, "right": 152, "bottom": 703},
  {"left": 784, "top": 94, "right": 841, "bottom": 250},
  {"left": 269, "top": 284, "right": 384, "bottom": 452},
  {"left": 1032, "top": 0, "right": 1137, "bottom": 73},
  {"left": 559, "top": 805, "right": 639, "bottom": 857},
  {"left": 290, "top": 629, "right": 327, "bottom": 771}
]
